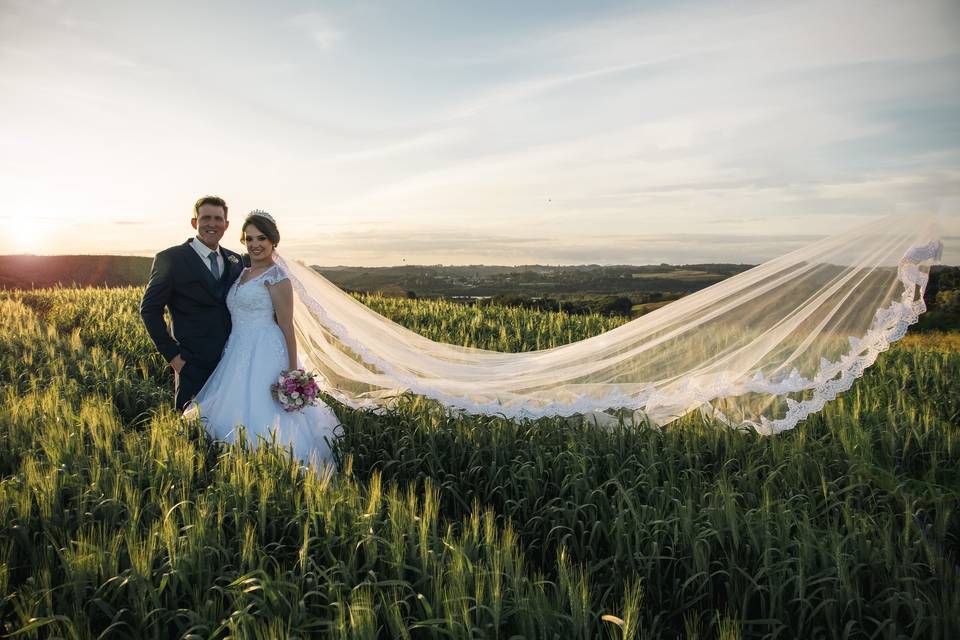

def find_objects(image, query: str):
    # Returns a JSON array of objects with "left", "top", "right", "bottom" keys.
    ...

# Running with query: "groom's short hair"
[{"left": 193, "top": 195, "right": 228, "bottom": 219}]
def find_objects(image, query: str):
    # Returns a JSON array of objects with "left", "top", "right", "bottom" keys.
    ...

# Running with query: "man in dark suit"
[{"left": 140, "top": 196, "right": 245, "bottom": 410}]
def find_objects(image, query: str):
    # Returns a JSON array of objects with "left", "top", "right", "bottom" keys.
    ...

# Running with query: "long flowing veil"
[{"left": 273, "top": 214, "right": 942, "bottom": 434}]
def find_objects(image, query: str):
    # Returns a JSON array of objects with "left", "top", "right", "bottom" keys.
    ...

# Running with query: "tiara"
[{"left": 248, "top": 209, "right": 276, "bottom": 223}]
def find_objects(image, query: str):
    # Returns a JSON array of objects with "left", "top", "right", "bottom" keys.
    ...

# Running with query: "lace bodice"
[{"left": 226, "top": 263, "right": 289, "bottom": 331}]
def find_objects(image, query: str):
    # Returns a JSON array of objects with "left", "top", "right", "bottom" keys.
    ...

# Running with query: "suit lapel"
[{"left": 219, "top": 247, "right": 242, "bottom": 299}]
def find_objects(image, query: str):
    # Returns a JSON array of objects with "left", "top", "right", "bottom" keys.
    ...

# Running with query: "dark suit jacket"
[{"left": 140, "top": 238, "right": 244, "bottom": 370}]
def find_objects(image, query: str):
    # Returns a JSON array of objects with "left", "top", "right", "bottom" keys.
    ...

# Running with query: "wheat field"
[{"left": 0, "top": 287, "right": 957, "bottom": 639}]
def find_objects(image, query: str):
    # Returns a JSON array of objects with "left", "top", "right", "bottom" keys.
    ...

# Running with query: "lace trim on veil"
[
  {"left": 274, "top": 238, "right": 942, "bottom": 434},
  {"left": 703, "top": 240, "right": 942, "bottom": 434}
]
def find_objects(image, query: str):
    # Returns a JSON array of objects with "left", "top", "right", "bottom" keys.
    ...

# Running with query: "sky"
[{"left": 1, "top": 0, "right": 959, "bottom": 266}]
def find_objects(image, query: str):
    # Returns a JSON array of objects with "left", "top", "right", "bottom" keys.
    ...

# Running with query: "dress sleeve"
[{"left": 263, "top": 263, "right": 290, "bottom": 286}]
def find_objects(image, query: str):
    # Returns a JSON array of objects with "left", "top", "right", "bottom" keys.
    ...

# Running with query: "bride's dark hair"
[{"left": 242, "top": 213, "right": 280, "bottom": 247}]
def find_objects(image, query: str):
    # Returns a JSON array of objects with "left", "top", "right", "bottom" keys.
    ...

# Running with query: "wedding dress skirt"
[{"left": 183, "top": 263, "right": 338, "bottom": 466}]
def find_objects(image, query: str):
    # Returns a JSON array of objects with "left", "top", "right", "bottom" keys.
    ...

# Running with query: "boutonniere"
[{"left": 227, "top": 255, "right": 240, "bottom": 265}]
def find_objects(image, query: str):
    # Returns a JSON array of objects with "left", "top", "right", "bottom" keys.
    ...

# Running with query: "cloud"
[
  {"left": 288, "top": 12, "right": 343, "bottom": 50},
  {"left": 280, "top": 227, "right": 831, "bottom": 267},
  {"left": 285, "top": 229, "right": 549, "bottom": 256},
  {"left": 87, "top": 49, "right": 139, "bottom": 69},
  {"left": 300, "top": 1, "right": 957, "bottom": 242},
  {"left": 2, "top": 0, "right": 958, "bottom": 265},
  {"left": 524, "top": 0, "right": 960, "bottom": 74},
  {"left": 324, "top": 127, "right": 468, "bottom": 164}
]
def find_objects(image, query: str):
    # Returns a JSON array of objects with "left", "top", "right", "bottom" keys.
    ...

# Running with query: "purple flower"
[{"left": 271, "top": 368, "right": 324, "bottom": 412}]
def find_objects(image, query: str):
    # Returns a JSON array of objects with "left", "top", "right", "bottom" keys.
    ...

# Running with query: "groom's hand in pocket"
[{"left": 169, "top": 354, "right": 186, "bottom": 374}]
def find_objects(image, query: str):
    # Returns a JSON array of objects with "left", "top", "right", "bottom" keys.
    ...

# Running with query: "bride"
[
  {"left": 183, "top": 210, "right": 339, "bottom": 467},
  {"left": 184, "top": 209, "right": 942, "bottom": 465}
]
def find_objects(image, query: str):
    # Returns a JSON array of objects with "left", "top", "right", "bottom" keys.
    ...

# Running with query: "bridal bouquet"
[{"left": 271, "top": 368, "right": 322, "bottom": 412}]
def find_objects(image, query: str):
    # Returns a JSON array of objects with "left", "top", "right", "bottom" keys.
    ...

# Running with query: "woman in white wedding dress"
[
  {"left": 184, "top": 210, "right": 939, "bottom": 441},
  {"left": 183, "top": 210, "right": 339, "bottom": 467}
]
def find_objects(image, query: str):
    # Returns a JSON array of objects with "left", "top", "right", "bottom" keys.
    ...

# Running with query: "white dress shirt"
[{"left": 191, "top": 236, "right": 224, "bottom": 277}]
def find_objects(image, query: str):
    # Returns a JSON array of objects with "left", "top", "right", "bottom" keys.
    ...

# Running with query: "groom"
[{"left": 140, "top": 196, "right": 245, "bottom": 410}]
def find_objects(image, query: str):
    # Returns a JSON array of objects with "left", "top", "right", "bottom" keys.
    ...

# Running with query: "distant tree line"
[
  {"left": 484, "top": 294, "right": 638, "bottom": 317},
  {"left": 928, "top": 266, "right": 960, "bottom": 313}
]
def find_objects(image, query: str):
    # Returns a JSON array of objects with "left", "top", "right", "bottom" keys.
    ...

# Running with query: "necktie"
[{"left": 208, "top": 251, "right": 220, "bottom": 279}]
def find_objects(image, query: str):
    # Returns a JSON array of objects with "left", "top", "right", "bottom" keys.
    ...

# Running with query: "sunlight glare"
[{"left": 12, "top": 223, "right": 46, "bottom": 254}]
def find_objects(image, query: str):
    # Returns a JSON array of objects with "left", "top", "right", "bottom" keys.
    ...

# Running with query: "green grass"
[{"left": 0, "top": 287, "right": 957, "bottom": 639}]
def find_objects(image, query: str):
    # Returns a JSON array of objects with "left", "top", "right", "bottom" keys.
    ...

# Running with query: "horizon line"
[{"left": 0, "top": 252, "right": 767, "bottom": 269}]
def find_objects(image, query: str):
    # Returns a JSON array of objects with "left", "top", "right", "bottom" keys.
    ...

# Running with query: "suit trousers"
[{"left": 175, "top": 361, "right": 215, "bottom": 411}]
